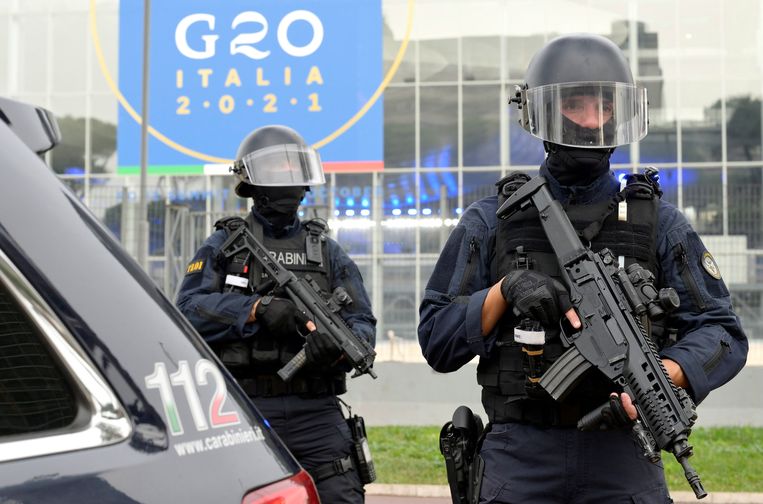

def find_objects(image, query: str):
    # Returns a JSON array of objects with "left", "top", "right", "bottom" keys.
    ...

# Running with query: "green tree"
[
  {"left": 710, "top": 95, "right": 762, "bottom": 161},
  {"left": 50, "top": 116, "right": 116, "bottom": 174}
]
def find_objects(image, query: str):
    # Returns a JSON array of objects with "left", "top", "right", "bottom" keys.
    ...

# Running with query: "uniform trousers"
[
  {"left": 479, "top": 422, "right": 672, "bottom": 504},
  {"left": 253, "top": 394, "right": 364, "bottom": 504}
]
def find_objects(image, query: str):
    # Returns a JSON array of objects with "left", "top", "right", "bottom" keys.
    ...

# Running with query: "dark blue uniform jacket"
[
  {"left": 418, "top": 164, "right": 748, "bottom": 404},
  {"left": 177, "top": 209, "right": 376, "bottom": 349}
]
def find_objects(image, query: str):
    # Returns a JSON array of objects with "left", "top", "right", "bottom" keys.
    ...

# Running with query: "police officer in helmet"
[
  {"left": 177, "top": 125, "right": 376, "bottom": 503},
  {"left": 420, "top": 34, "right": 747, "bottom": 503}
]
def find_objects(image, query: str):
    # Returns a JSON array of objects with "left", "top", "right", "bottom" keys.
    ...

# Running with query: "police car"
[{"left": 0, "top": 96, "right": 320, "bottom": 503}]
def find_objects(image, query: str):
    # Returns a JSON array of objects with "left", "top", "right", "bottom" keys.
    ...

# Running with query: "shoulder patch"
[
  {"left": 701, "top": 251, "right": 721, "bottom": 280},
  {"left": 186, "top": 260, "right": 205, "bottom": 274}
]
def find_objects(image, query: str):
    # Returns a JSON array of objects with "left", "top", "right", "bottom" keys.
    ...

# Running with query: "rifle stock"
[{"left": 497, "top": 176, "right": 706, "bottom": 499}]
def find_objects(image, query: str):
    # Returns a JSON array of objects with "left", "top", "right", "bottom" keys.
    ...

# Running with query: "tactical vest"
[
  {"left": 215, "top": 214, "right": 346, "bottom": 396},
  {"left": 479, "top": 171, "right": 662, "bottom": 425}
]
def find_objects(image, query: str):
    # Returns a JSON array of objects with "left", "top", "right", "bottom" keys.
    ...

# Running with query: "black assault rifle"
[
  {"left": 220, "top": 225, "right": 377, "bottom": 383},
  {"left": 496, "top": 176, "right": 706, "bottom": 499}
]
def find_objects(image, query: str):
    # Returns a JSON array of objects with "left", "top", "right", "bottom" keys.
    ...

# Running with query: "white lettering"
[
  {"left": 267, "top": 250, "right": 309, "bottom": 265},
  {"left": 278, "top": 10, "right": 324, "bottom": 57},
  {"left": 175, "top": 13, "right": 219, "bottom": 60},
  {"left": 174, "top": 11, "right": 324, "bottom": 60},
  {"left": 230, "top": 11, "right": 270, "bottom": 60}
]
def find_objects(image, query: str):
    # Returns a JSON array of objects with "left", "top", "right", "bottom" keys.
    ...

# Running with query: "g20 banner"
[{"left": 117, "top": 0, "right": 383, "bottom": 175}]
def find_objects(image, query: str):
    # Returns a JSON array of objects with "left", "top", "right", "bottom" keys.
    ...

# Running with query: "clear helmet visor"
[
  {"left": 520, "top": 82, "right": 648, "bottom": 148},
  {"left": 236, "top": 143, "right": 326, "bottom": 186}
]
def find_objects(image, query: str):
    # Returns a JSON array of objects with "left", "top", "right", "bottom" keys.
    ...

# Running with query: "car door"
[{"left": 0, "top": 96, "right": 319, "bottom": 503}]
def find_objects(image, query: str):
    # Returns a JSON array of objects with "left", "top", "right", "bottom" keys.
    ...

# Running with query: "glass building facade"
[{"left": 1, "top": 0, "right": 762, "bottom": 343}]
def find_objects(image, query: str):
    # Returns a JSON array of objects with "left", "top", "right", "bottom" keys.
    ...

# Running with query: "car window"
[
  {"left": 0, "top": 280, "right": 78, "bottom": 437},
  {"left": 0, "top": 248, "right": 131, "bottom": 462}
]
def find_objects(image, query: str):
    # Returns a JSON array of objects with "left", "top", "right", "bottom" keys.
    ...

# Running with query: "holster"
[
  {"left": 439, "top": 406, "right": 486, "bottom": 504},
  {"left": 468, "top": 452, "right": 485, "bottom": 504}
]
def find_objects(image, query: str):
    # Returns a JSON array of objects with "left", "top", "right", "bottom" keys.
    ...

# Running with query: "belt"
[
  {"left": 238, "top": 374, "right": 346, "bottom": 398},
  {"left": 508, "top": 400, "right": 584, "bottom": 427},
  {"left": 309, "top": 455, "right": 354, "bottom": 482},
  {"left": 487, "top": 395, "right": 588, "bottom": 427}
]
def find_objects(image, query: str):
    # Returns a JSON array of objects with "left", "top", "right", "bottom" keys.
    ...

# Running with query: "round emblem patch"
[{"left": 701, "top": 251, "right": 721, "bottom": 280}]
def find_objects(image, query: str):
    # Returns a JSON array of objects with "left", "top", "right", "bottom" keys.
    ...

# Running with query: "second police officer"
[
  {"left": 176, "top": 125, "right": 377, "bottom": 503},
  {"left": 419, "top": 34, "right": 748, "bottom": 503}
]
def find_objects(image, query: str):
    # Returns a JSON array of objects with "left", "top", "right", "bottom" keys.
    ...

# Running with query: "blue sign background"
[{"left": 118, "top": 0, "right": 382, "bottom": 171}]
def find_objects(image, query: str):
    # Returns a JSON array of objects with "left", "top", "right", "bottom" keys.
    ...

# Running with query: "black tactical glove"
[
  {"left": 500, "top": 270, "right": 572, "bottom": 328},
  {"left": 255, "top": 296, "right": 310, "bottom": 338},
  {"left": 304, "top": 330, "right": 341, "bottom": 366},
  {"left": 578, "top": 393, "right": 636, "bottom": 431}
]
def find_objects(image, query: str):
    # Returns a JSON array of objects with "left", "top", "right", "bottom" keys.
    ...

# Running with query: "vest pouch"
[
  {"left": 250, "top": 336, "right": 280, "bottom": 363},
  {"left": 495, "top": 341, "right": 528, "bottom": 402},
  {"left": 476, "top": 358, "right": 500, "bottom": 388},
  {"left": 218, "top": 341, "right": 252, "bottom": 375}
]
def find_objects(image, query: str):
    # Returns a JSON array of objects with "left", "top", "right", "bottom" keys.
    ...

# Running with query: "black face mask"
[
  {"left": 252, "top": 186, "right": 306, "bottom": 232},
  {"left": 545, "top": 142, "right": 613, "bottom": 187},
  {"left": 560, "top": 115, "right": 616, "bottom": 147}
]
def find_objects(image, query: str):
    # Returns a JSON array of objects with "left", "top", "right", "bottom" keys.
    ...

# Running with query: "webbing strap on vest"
[
  {"left": 304, "top": 219, "right": 327, "bottom": 266},
  {"left": 246, "top": 213, "right": 264, "bottom": 289},
  {"left": 238, "top": 374, "right": 347, "bottom": 398},
  {"left": 578, "top": 173, "right": 661, "bottom": 243}
]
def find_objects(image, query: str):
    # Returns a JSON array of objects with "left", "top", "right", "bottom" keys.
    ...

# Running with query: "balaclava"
[
  {"left": 251, "top": 186, "right": 306, "bottom": 233},
  {"left": 544, "top": 116, "right": 615, "bottom": 186}
]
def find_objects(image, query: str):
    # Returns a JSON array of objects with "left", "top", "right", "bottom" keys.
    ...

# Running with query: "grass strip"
[{"left": 368, "top": 426, "right": 763, "bottom": 492}]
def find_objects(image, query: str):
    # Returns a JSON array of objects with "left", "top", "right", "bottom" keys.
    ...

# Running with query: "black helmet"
[
  {"left": 232, "top": 125, "right": 325, "bottom": 198},
  {"left": 512, "top": 33, "right": 648, "bottom": 148}
]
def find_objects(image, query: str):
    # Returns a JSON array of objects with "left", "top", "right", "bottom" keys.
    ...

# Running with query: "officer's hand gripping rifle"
[
  {"left": 220, "top": 225, "right": 377, "bottom": 383},
  {"left": 496, "top": 176, "right": 706, "bottom": 499}
]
